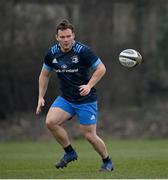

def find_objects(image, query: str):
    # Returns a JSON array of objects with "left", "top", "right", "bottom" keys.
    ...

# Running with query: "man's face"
[{"left": 56, "top": 28, "right": 75, "bottom": 52}]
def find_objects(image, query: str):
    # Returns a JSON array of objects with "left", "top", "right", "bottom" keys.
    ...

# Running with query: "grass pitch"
[{"left": 0, "top": 139, "right": 168, "bottom": 179}]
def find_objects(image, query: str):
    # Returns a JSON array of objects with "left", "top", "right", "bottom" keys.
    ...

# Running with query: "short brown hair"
[{"left": 56, "top": 19, "right": 74, "bottom": 34}]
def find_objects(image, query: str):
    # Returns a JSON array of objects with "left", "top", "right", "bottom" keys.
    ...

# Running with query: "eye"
[{"left": 60, "top": 36, "right": 65, "bottom": 39}]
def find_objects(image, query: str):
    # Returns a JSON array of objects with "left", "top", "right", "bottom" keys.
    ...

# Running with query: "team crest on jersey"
[{"left": 71, "top": 55, "right": 79, "bottom": 63}]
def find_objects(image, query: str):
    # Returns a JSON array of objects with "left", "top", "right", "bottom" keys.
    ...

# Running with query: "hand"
[
  {"left": 79, "top": 84, "right": 91, "bottom": 96},
  {"left": 36, "top": 98, "right": 45, "bottom": 115}
]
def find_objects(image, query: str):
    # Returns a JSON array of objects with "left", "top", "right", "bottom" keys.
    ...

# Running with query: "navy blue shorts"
[{"left": 51, "top": 96, "right": 98, "bottom": 125}]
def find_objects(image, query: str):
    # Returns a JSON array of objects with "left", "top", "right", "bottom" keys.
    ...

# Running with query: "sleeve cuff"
[
  {"left": 43, "top": 63, "right": 53, "bottom": 71},
  {"left": 91, "top": 58, "right": 102, "bottom": 70}
]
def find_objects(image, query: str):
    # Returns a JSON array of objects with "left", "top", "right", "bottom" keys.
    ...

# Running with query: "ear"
[
  {"left": 73, "top": 32, "right": 75, "bottom": 39},
  {"left": 55, "top": 34, "right": 58, "bottom": 41}
]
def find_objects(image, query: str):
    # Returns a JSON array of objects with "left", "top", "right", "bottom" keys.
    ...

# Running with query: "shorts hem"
[
  {"left": 79, "top": 121, "right": 97, "bottom": 125},
  {"left": 50, "top": 106, "right": 74, "bottom": 117}
]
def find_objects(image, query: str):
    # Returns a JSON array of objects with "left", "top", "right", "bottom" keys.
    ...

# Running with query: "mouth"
[
  {"left": 61, "top": 43, "right": 72, "bottom": 52},
  {"left": 64, "top": 42, "right": 70, "bottom": 46},
  {"left": 63, "top": 43, "right": 72, "bottom": 49}
]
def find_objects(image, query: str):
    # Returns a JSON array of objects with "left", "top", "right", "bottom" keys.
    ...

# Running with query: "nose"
[{"left": 64, "top": 37, "right": 69, "bottom": 42}]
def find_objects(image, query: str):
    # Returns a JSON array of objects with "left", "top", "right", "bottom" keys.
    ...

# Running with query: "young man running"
[{"left": 36, "top": 19, "right": 113, "bottom": 171}]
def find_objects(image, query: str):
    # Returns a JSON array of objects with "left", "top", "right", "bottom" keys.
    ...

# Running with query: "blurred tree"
[{"left": 0, "top": 0, "right": 168, "bottom": 121}]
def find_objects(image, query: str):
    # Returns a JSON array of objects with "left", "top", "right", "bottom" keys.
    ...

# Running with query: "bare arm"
[
  {"left": 79, "top": 63, "right": 106, "bottom": 96},
  {"left": 36, "top": 68, "right": 52, "bottom": 114}
]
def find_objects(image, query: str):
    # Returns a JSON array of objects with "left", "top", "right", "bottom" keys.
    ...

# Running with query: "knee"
[
  {"left": 45, "top": 117, "right": 58, "bottom": 130},
  {"left": 83, "top": 131, "right": 95, "bottom": 141}
]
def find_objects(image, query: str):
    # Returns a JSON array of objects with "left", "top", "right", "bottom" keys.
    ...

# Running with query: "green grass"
[{"left": 0, "top": 139, "right": 168, "bottom": 179}]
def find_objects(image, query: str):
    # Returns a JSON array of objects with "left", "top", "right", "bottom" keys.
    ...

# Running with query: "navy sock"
[
  {"left": 64, "top": 144, "right": 74, "bottom": 153},
  {"left": 103, "top": 156, "right": 110, "bottom": 163}
]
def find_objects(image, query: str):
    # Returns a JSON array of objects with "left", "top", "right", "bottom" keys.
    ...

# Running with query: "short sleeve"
[
  {"left": 80, "top": 46, "right": 102, "bottom": 69},
  {"left": 43, "top": 50, "right": 53, "bottom": 71}
]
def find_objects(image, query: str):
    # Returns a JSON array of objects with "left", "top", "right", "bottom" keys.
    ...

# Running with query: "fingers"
[
  {"left": 80, "top": 89, "right": 88, "bottom": 96},
  {"left": 36, "top": 105, "right": 41, "bottom": 115},
  {"left": 36, "top": 99, "right": 45, "bottom": 115},
  {"left": 79, "top": 85, "right": 90, "bottom": 96}
]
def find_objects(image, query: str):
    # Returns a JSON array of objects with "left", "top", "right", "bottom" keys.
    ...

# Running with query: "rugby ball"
[{"left": 119, "top": 49, "right": 142, "bottom": 68}]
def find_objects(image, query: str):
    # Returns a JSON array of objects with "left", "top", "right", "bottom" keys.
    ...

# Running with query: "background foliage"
[{"left": 0, "top": 0, "right": 168, "bottom": 139}]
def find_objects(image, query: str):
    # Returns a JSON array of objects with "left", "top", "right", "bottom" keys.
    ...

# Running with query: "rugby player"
[{"left": 36, "top": 19, "right": 113, "bottom": 171}]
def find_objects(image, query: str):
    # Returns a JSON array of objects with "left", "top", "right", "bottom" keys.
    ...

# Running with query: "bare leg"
[
  {"left": 45, "top": 108, "right": 72, "bottom": 148},
  {"left": 80, "top": 124, "right": 108, "bottom": 159},
  {"left": 46, "top": 108, "right": 78, "bottom": 169}
]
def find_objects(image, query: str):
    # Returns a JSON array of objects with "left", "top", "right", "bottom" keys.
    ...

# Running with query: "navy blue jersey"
[{"left": 43, "top": 41, "right": 102, "bottom": 104}]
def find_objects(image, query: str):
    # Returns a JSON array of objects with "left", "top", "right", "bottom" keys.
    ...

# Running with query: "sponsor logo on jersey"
[{"left": 61, "top": 64, "right": 67, "bottom": 69}]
